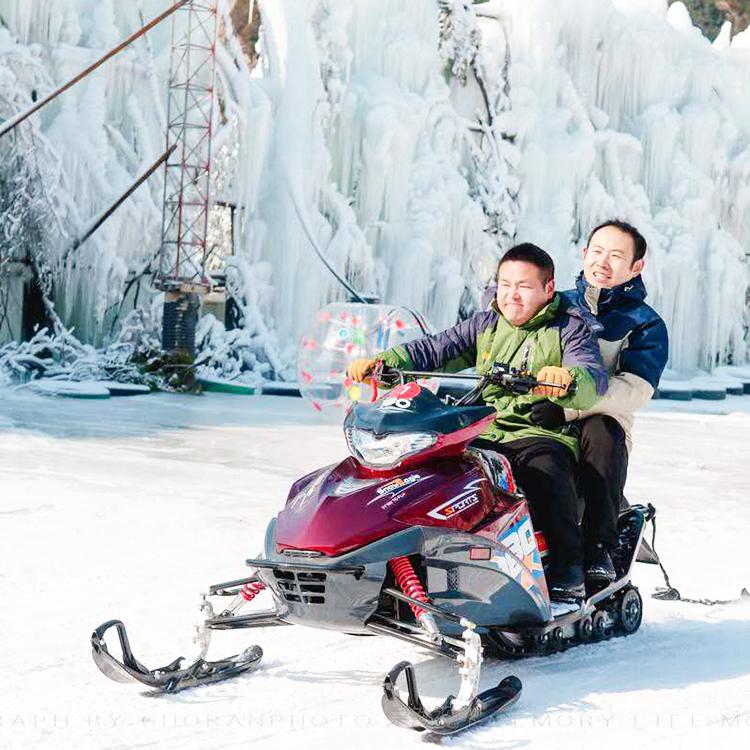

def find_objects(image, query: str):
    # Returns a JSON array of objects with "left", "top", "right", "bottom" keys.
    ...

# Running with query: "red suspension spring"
[
  {"left": 240, "top": 582, "right": 266, "bottom": 602},
  {"left": 389, "top": 556, "right": 429, "bottom": 619}
]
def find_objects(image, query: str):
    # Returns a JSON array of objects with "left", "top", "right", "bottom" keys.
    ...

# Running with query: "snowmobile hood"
[{"left": 274, "top": 456, "right": 499, "bottom": 556}]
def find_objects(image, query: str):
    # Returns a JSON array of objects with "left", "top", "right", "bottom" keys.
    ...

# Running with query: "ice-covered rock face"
[
  {"left": 244, "top": 0, "right": 750, "bottom": 372},
  {"left": 1, "top": 0, "right": 748, "bottom": 374},
  {"left": 483, "top": 0, "right": 750, "bottom": 371},
  {"left": 0, "top": 0, "right": 169, "bottom": 345},
  {"left": 243, "top": 0, "right": 516, "bottom": 346}
]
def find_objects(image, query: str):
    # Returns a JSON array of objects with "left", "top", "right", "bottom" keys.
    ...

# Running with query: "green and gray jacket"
[{"left": 377, "top": 294, "right": 608, "bottom": 456}]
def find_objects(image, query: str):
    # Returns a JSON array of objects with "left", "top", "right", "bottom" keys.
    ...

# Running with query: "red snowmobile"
[{"left": 92, "top": 364, "right": 658, "bottom": 735}]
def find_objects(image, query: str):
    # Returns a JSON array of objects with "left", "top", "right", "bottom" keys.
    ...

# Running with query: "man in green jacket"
[{"left": 348, "top": 243, "right": 608, "bottom": 601}]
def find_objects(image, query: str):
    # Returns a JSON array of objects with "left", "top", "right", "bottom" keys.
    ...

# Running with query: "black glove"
[{"left": 529, "top": 400, "right": 567, "bottom": 428}]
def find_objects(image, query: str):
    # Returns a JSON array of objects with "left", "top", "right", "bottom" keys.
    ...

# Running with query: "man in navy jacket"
[{"left": 531, "top": 220, "right": 669, "bottom": 582}]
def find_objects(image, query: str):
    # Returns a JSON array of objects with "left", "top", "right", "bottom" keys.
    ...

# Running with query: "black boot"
[
  {"left": 585, "top": 543, "right": 616, "bottom": 583},
  {"left": 548, "top": 563, "right": 585, "bottom": 603}
]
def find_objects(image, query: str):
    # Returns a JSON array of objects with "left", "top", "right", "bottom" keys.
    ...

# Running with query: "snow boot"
[
  {"left": 585, "top": 543, "right": 616, "bottom": 583},
  {"left": 548, "top": 563, "right": 585, "bottom": 603}
]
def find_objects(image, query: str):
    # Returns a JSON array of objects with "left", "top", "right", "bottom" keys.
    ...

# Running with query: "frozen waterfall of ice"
[
  {"left": 485, "top": 0, "right": 750, "bottom": 372},
  {"left": 0, "top": 0, "right": 748, "bottom": 374}
]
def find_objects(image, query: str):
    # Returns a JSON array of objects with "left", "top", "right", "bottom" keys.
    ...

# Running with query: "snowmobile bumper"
[
  {"left": 91, "top": 619, "right": 263, "bottom": 693},
  {"left": 255, "top": 521, "right": 551, "bottom": 634}
]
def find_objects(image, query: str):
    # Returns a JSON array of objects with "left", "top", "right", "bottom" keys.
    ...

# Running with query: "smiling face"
[
  {"left": 496, "top": 260, "right": 555, "bottom": 326},
  {"left": 583, "top": 225, "right": 644, "bottom": 289}
]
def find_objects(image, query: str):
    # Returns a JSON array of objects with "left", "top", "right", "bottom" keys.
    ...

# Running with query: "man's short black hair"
[
  {"left": 497, "top": 243, "right": 555, "bottom": 285},
  {"left": 587, "top": 219, "right": 647, "bottom": 263}
]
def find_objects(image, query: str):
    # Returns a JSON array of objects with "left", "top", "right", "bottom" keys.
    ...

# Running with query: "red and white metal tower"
[{"left": 158, "top": 0, "right": 219, "bottom": 353}]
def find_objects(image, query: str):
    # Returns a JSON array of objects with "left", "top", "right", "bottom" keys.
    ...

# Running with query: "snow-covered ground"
[{"left": 1, "top": 390, "right": 749, "bottom": 749}]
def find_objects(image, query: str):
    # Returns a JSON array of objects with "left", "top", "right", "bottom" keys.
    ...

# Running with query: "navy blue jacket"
[
  {"left": 559, "top": 273, "right": 668, "bottom": 447},
  {"left": 561, "top": 273, "right": 668, "bottom": 390}
]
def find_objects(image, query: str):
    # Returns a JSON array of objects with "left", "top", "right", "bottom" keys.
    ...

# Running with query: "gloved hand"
[
  {"left": 347, "top": 358, "right": 378, "bottom": 383},
  {"left": 529, "top": 400, "right": 567, "bottom": 428},
  {"left": 533, "top": 366, "right": 573, "bottom": 397}
]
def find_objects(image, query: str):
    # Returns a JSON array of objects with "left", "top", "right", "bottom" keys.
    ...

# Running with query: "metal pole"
[
  {"left": 199, "top": 5, "right": 219, "bottom": 277},
  {"left": 159, "top": 2, "right": 180, "bottom": 280},
  {"left": 173, "top": 5, "right": 197, "bottom": 278},
  {"left": 63, "top": 144, "right": 177, "bottom": 262},
  {"left": 0, "top": 0, "right": 190, "bottom": 139}
]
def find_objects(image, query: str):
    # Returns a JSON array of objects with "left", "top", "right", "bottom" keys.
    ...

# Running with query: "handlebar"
[{"left": 368, "top": 362, "right": 576, "bottom": 403}]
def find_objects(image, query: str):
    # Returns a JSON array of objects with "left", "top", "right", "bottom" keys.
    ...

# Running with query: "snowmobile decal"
[
  {"left": 379, "top": 381, "right": 421, "bottom": 410},
  {"left": 469, "top": 449, "right": 517, "bottom": 495},
  {"left": 375, "top": 473, "right": 425, "bottom": 496},
  {"left": 380, "top": 493, "right": 409, "bottom": 511},
  {"left": 427, "top": 478, "right": 486, "bottom": 520},
  {"left": 494, "top": 453, "right": 516, "bottom": 494},
  {"left": 495, "top": 514, "right": 546, "bottom": 595},
  {"left": 366, "top": 473, "right": 432, "bottom": 506}
]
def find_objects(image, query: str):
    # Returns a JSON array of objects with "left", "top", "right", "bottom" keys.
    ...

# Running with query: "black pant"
[
  {"left": 579, "top": 415, "right": 628, "bottom": 550},
  {"left": 473, "top": 437, "right": 582, "bottom": 572}
]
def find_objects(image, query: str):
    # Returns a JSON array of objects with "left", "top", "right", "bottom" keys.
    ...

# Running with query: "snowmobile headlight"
[{"left": 345, "top": 428, "right": 437, "bottom": 469}]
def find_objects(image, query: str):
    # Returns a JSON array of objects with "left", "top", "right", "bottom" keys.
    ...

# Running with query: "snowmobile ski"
[
  {"left": 381, "top": 616, "right": 521, "bottom": 735},
  {"left": 382, "top": 661, "right": 522, "bottom": 735},
  {"left": 91, "top": 619, "right": 263, "bottom": 693}
]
